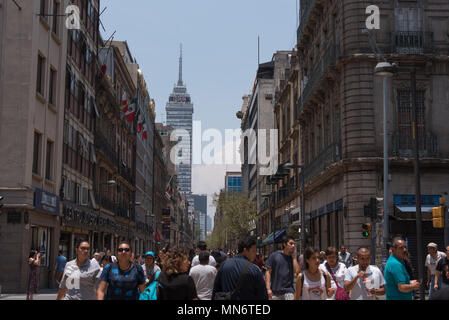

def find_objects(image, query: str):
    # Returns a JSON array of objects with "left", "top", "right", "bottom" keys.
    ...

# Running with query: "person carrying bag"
[
  {"left": 213, "top": 261, "right": 251, "bottom": 300},
  {"left": 325, "top": 262, "right": 350, "bottom": 300}
]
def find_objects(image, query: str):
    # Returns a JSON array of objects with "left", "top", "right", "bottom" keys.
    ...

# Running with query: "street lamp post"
[
  {"left": 374, "top": 62, "right": 394, "bottom": 266},
  {"left": 375, "top": 62, "right": 425, "bottom": 300},
  {"left": 282, "top": 163, "right": 305, "bottom": 253}
]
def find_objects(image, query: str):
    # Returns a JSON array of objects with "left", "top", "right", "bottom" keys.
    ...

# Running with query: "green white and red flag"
[
  {"left": 120, "top": 91, "right": 128, "bottom": 113},
  {"left": 137, "top": 108, "right": 143, "bottom": 133},
  {"left": 125, "top": 97, "right": 136, "bottom": 122},
  {"left": 142, "top": 120, "right": 148, "bottom": 140}
]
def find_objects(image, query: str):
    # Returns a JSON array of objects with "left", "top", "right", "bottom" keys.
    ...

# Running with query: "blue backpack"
[{"left": 139, "top": 271, "right": 161, "bottom": 301}]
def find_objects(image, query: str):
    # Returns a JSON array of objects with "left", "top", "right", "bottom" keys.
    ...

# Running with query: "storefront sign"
[
  {"left": 62, "top": 203, "right": 97, "bottom": 228},
  {"left": 34, "top": 188, "right": 60, "bottom": 216}
]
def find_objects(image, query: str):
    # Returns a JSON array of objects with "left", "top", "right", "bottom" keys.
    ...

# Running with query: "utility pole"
[
  {"left": 410, "top": 69, "right": 425, "bottom": 301},
  {"left": 442, "top": 197, "right": 449, "bottom": 246}
]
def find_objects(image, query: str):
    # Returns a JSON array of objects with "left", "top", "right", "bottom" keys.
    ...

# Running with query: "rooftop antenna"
[
  {"left": 258, "top": 36, "right": 260, "bottom": 66},
  {"left": 178, "top": 43, "right": 183, "bottom": 86}
]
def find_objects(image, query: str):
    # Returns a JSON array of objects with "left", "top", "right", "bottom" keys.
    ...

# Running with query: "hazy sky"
[{"left": 100, "top": 0, "right": 299, "bottom": 219}]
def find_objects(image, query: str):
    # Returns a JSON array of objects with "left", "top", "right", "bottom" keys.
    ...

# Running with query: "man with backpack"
[{"left": 212, "top": 236, "right": 268, "bottom": 300}]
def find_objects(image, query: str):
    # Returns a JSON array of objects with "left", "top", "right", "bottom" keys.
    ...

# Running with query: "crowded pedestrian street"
[{"left": 0, "top": 1, "right": 449, "bottom": 310}]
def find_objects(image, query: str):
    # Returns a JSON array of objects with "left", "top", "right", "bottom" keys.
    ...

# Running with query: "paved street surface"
[{"left": 0, "top": 289, "right": 58, "bottom": 300}]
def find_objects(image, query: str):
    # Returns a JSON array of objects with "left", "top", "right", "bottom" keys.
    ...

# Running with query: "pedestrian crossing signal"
[
  {"left": 432, "top": 206, "right": 445, "bottom": 228},
  {"left": 362, "top": 223, "right": 372, "bottom": 239}
]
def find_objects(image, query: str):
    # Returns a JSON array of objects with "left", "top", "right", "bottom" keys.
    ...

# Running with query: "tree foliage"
[{"left": 208, "top": 191, "right": 257, "bottom": 249}]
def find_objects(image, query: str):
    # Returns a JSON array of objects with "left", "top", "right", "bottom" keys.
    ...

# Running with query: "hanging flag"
[
  {"left": 101, "top": 64, "right": 107, "bottom": 77},
  {"left": 137, "top": 109, "right": 143, "bottom": 133},
  {"left": 120, "top": 91, "right": 128, "bottom": 113},
  {"left": 125, "top": 97, "right": 136, "bottom": 122},
  {"left": 165, "top": 176, "right": 175, "bottom": 198},
  {"left": 142, "top": 120, "right": 148, "bottom": 140}
]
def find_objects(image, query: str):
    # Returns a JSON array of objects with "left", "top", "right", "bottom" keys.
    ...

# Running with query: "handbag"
[
  {"left": 213, "top": 261, "right": 252, "bottom": 300},
  {"left": 325, "top": 263, "right": 350, "bottom": 300}
]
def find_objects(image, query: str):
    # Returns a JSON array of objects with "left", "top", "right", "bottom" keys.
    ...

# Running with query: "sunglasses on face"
[
  {"left": 118, "top": 248, "right": 130, "bottom": 253},
  {"left": 79, "top": 247, "right": 90, "bottom": 251}
]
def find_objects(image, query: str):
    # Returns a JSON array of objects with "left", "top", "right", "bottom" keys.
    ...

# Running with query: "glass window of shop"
[
  {"left": 59, "top": 232, "right": 70, "bottom": 259},
  {"left": 31, "top": 226, "right": 51, "bottom": 267}
]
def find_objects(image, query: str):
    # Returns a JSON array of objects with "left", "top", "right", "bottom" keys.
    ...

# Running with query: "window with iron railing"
[
  {"left": 397, "top": 89, "right": 425, "bottom": 146},
  {"left": 393, "top": 89, "right": 438, "bottom": 157}
]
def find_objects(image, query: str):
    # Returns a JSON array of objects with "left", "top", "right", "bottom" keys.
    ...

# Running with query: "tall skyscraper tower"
[{"left": 166, "top": 44, "right": 194, "bottom": 203}]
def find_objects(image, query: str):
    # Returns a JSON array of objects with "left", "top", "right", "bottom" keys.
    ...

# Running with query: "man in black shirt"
[
  {"left": 435, "top": 245, "right": 449, "bottom": 291},
  {"left": 265, "top": 235, "right": 299, "bottom": 300},
  {"left": 212, "top": 236, "right": 268, "bottom": 300}
]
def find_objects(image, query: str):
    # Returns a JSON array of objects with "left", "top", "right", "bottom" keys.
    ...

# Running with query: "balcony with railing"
[
  {"left": 390, "top": 31, "right": 434, "bottom": 54},
  {"left": 297, "top": 45, "right": 339, "bottom": 116},
  {"left": 119, "top": 164, "right": 135, "bottom": 185},
  {"left": 301, "top": 142, "right": 342, "bottom": 184},
  {"left": 95, "top": 192, "right": 117, "bottom": 214},
  {"left": 392, "top": 133, "right": 438, "bottom": 158},
  {"left": 297, "top": 0, "right": 317, "bottom": 45},
  {"left": 391, "top": 31, "right": 434, "bottom": 55},
  {"left": 357, "top": 31, "right": 443, "bottom": 56},
  {"left": 95, "top": 131, "right": 118, "bottom": 166},
  {"left": 116, "top": 203, "right": 129, "bottom": 219}
]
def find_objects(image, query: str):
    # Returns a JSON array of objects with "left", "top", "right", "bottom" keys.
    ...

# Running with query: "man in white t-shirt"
[
  {"left": 344, "top": 247, "right": 385, "bottom": 300},
  {"left": 191, "top": 241, "right": 216, "bottom": 267},
  {"left": 189, "top": 251, "right": 217, "bottom": 300},
  {"left": 425, "top": 242, "right": 446, "bottom": 299}
]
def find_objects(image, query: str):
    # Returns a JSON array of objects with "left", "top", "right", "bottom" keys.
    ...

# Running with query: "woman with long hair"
[
  {"left": 97, "top": 241, "right": 146, "bottom": 300},
  {"left": 157, "top": 247, "right": 198, "bottom": 300},
  {"left": 26, "top": 250, "right": 41, "bottom": 300},
  {"left": 294, "top": 247, "right": 334, "bottom": 300}
]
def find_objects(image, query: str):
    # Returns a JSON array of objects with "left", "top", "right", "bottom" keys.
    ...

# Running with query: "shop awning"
[
  {"left": 262, "top": 232, "right": 275, "bottom": 245},
  {"left": 274, "top": 229, "right": 286, "bottom": 243},
  {"left": 262, "top": 229, "right": 287, "bottom": 245},
  {"left": 395, "top": 205, "right": 435, "bottom": 213}
]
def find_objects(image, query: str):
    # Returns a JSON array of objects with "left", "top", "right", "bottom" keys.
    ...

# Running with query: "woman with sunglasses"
[
  {"left": 56, "top": 240, "right": 101, "bottom": 300},
  {"left": 97, "top": 242, "right": 146, "bottom": 300}
]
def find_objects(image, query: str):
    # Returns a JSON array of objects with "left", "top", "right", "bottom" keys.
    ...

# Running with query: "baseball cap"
[
  {"left": 427, "top": 242, "right": 438, "bottom": 249},
  {"left": 144, "top": 251, "right": 155, "bottom": 258}
]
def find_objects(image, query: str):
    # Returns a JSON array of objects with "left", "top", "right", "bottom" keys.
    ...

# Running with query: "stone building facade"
[
  {"left": 296, "top": 0, "right": 449, "bottom": 269},
  {"left": 238, "top": 51, "right": 295, "bottom": 255},
  {"left": 0, "top": 0, "right": 69, "bottom": 292},
  {"left": 60, "top": 0, "right": 101, "bottom": 261},
  {"left": 95, "top": 42, "right": 136, "bottom": 254}
]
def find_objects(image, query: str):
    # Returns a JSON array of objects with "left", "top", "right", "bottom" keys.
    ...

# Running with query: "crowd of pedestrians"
[{"left": 24, "top": 235, "right": 449, "bottom": 300}]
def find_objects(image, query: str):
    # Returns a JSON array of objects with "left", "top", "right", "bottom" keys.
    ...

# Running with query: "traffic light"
[
  {"left": 364, "top": 198, "right": 378, "bottom": 219},
  {"left": 432, "top": 206, "right": 445, "bottom": 229},
  {"left": 362, "top": 223, "right": 372, "bottom": 239}
]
